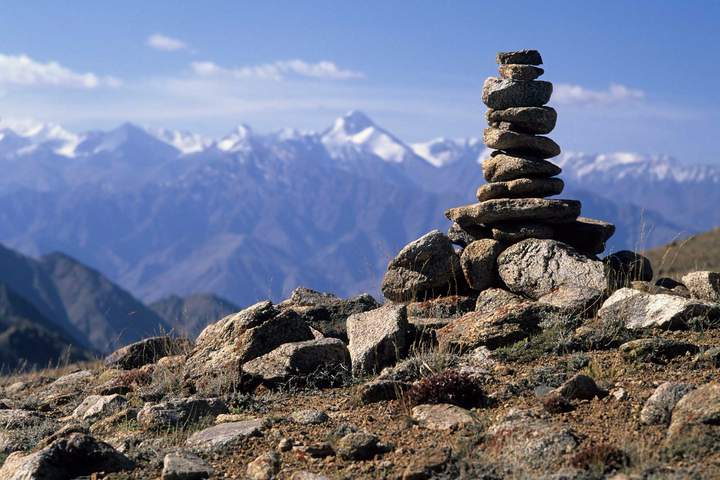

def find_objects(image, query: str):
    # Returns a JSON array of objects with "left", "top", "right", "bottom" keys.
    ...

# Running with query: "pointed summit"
[
  {"left": 217, "top": 124, "right": 254, "bottom": 152},
  {"left": 330, "top": 110, "right": 375, "bottom": 135}
]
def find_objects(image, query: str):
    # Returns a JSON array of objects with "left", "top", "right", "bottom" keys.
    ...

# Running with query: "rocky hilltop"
[{"left": 2, "top": 50, "right": 720, "bottom": 479}]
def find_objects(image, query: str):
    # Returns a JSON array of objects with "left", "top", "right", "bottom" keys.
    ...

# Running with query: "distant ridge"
[
  {"left": 150, "top": 293, "right": 239, "bottom": 339},
  {"left": 644, "top": 227, "right": 720, "bottom": 280}
]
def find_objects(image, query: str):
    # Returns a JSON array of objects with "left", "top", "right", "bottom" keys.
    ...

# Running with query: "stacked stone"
[{"left": 447, "top": 49, "right": 615, "bottom": 261}]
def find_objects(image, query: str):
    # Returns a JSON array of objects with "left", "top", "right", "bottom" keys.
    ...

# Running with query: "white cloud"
[
  {"left": 0, "top": 53, "right": 121, "bottom": 89},
  {"left": 190, "top": 59, "right": 365, "bottom": 81},
  {"left": 553, "top": 83, "right": 645, "bottom": 105},
  {"left": 147, "top": 33, "right": 189, "bottom": 52}
]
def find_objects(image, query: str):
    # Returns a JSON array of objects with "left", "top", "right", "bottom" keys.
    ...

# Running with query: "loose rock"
[
  {"left": 347, "top": 304, "right": 408, "bottom": 376},
  {"left": 666, "top": 383, "right": 720, "bottom": 457},
  {"left": 460, "top": 239, "right": 503, "bottom": 291},
  {"left": 105, "top": 336, "right": 192, "bottom": 370},
  {"left": 682, "top": 271, "right": 720, "bottom": 302},
  {"left": 162, "top": 451, "right": 213, "bottom": 480},
  {"left": 411, "top": 403, "right": 477, "bottom": 430},
  {"left": 640, "top": 382, "right": 695, "bottom": 426},
  {"left": 186, "top": 419, "right": 264, "bottom": 452}
]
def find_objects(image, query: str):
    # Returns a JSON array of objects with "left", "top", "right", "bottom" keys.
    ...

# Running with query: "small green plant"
[
  {"left": 495, "top": 323, "right": 574, "bottom": 363},
  {"left": 406, "top": 369, "right": 485, "bottom": 408}
]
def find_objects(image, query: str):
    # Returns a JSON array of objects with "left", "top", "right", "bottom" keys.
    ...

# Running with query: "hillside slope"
[
  {"left": 150, "top": 293, "right": 239, "bottom": 339},
  {"left": 644, "top": 227, "right": 720, "bottom": 279}
]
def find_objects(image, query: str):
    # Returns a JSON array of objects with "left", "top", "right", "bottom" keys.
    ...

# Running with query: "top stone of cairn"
[{"left": 496, "top": 50, "right": 543, "bottom": 66}]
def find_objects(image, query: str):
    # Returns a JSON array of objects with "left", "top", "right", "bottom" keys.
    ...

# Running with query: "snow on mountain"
[
  {"left": 0, "top": 118, "right": 81, "bottom": 157},
  {"left": 147, "top": 127, "right": 211, "bottom": 154},
  {"left": 216, "top": 124, "right": 254, "bottom": 153},
  {"left": 322, "top": 110, "right": 418, "bottom": 164},
  {"left": 411, "top": 137, "right": 485, "bottom": 167}
]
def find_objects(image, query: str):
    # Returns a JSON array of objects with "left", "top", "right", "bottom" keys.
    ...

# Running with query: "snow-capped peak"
[
  {"left": 147, "top": 127, "right": 212, "bottom": 154},
  {"left": 217, "top": 124, "right": 253, "bottom": 152},
  {"left": 322, "top": 111, "right": 414, "bottom": 164},
  {"left": 411, "top": 137, "right": 484, "bottom": 168},
  {"left": 0, "top": 117, "right": 81, "bottom": 157}
]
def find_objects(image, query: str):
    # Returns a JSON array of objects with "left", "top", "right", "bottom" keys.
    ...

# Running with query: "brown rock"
[
  {"left": 483, "top": 152, "right": 561, "bottom": 182},
  {"left": 460, "top": 239, "right": 503, "bottom": 291},
  {"left": 491, "top": 222, "right": 555, "bottom": 243},
  {"left": 446, "top": 198, "right": 581, "bottom": 227},
  {"left": 496, "top": 50, "right": 543, "bottom": 65},
  {"left": 498, "top": 64, "right": 544, "bottom": 81},
  {"left": 483, "top": 128, "right": 560, "bottom": 159},
  {"left": 486, "top": 106, "right": 557, "bottom": 134},
  {"left": 482, "top": 78, "right": 552, "bottom": 110},
  {"left": 476, "top": 177, "right": 564, "bottom": 201}
]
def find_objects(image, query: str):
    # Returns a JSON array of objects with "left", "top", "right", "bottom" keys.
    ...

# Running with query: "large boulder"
[
  {"left": 278, "top": 287, "right": 379, "bottom": 341},
  {"left": 381, "top": 230, "right": 463, "bottom": 302},
  {"left": 497, "top": 239, "right": 606, "bottom": 299},
  {"left": 682, "top": 271, "right": 720, "bottom": 302},
  {"left": 665, "top": 383, "right": 720, "bottom": 457},
  {"left": 105, "top": 336, "right": 193, "bottom": 370},
  {"left": 640, "top": 382, "right": 695, "bottom": 426},
  {"left": 437, "top": 301, "right": 561, "bottom": 352},
  {"left": 0, "top": 433, "right": 134, "bottom": 479},
  {"left": 598, "top": 288, "right": 720, "bottom": 330},
  {"left": 446, "top": 199, "right": 580, "bottom": 227},
  {"left": 243, "top": 338, "right": 351, "bottom": 384},
  {"left": 460, "top": 240, "right": 503, "bottom": 291},
  {"left": 184, "top": 301, "right": 313, "bottom": 389},
  {"left": 347, "top": 305, "right": 408, "bottom": 376}
]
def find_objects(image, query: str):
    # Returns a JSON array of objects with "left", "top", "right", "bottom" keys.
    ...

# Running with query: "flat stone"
[
  {"left": 72, "top": 394, "right": 127, "bottom": 422},
  {"left": 619, "top": 338, "right": 699, "bottom": 364},
  {"left": 487, "top": 107, "right": 557, "bottom": 134},
  {"left": 460, "top": 239, "right": 503, "bottom": 291},
  {"left": 411, "top": 403, "right": 477, "bottom": 430},
  {"left": 381, "top": 230, "right": 463, "bottom": 302},
  {"left": 483, "top": 152, "right": 561, "bottom": 182},
  {"left": 598, "top": 288, "right": 720, "bottom": 330},
  {"left": 482, "top": 78, "right": 552, "bottom": 110},
  {"left": 137, "top": 397, "right": 228, "bottom": 430},
  {"left": 242, "top": 338, "right": 350, "bottom": 384},
  {"left": 498, "top": 64, "right": 544, "bottom": 81},
  {"left": 105, "top": 336, "right": 193, "bottom": 370},
  {"left": 335, "top": 432, "right": 381, "bottom": 461},
  {"left": 446, "top": 199, "right": 581, "bottom": 227},
  {"left": 437, "top": 301, "right": 561, "bottom": 352},
  {"left": 347, "top": 304, "right": 408, "bottom": 376},
  {"left": 496, "top": 50, "right": 543, "bottom": 65},
  {"left": 474, "top": 288, "right": 525, "bottom": 315},
  {"left": 186, "top": 419, "right": 264, "bottom": 451},
  {"left": 162, "top": 451, "right": 213, "bottom": 480},
  {"left": 491, "top": 222, "right": 555, "bottom": 243},
  {"left": 497, "top": 239, "right": 606, "bottom": 299},
  {"left": 476, "top": 177, "right": 564, "bottom": 201},
  {"left": 406, "top": 295, "right": 476, "bottom": 319},
  {"left": 665, "top": 383, "right": 720, "bottom": 458},
  {"left": 447, "top": 222, "right": 491, "bottom": 248},
  {"left": 289, "top": 409, "right": 330, "bottom": 425},
  {"left": 483, "top": 128, "right": 560, "bottom": 159},
  {"left": 640, "top": 382, "right": 695, "bottom": 426},
  {"left": 554, "top": 217, "right": 616, "bottom": 256},
  {"left": 538, "top": 286, "right": 604, "bottom": 317},
  {"left": 682, "top": 271, "right": 720, "bottom": 302}
]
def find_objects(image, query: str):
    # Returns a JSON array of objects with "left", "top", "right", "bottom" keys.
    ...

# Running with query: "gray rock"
[
  {"left": 247, "top": 451, "right": 280, "bottom": 480},
  {"left": 437, "top": 301, "right": 561, "bottom": 352},
  {"left": 290, "top": 472, "right": 331, "bottom": 480},
  {"left": 381, "top": 230, "right": 463, "bottom": 302},
  {"left": 72, "top": 394, "right": 127, "bottom": 422},
  {"left": 335, "top": 432, "right": 381, "bottom": 460},
  {"left": 553, "top": 217, "right": 616, "bottom": 256},
  {"left": 162, "top": 451, "right": 213, "bottom": 480},
  {"left": 697, "top": 347, "right": 720, "bottom": 367},
  {"left": 185, "top": 301, "right": 313, "bottom": 389},
  {"left": 406, "top": 295, "right": 476, "bottom": 319},
  {"left": 538, "top": 286, "right": 604, "bottom": 317},
  {"left": 290, "top": 409, "right": 330, "bottom": 425},
  {"left": 447, "top": 222, "right": 491, "bottom": 248},
  {"left": 619, "top": 338, "right": 699, "bottom": 364},
  {"left": 446, "top": 199, "right": 581, "bottom": 227},
  {"left": 598, "top": 288, "right": 720, "bottom": 330},
  {"left": 486, "top": 409, "right": 579, "bottom": 472},
  {"left": 496, "top": 50, "right": 543, "bottom": 65},
  {"left": 483, "top": 128, "right": 561, "bottom": 159},
  {"left": 186, "top": 419, "right": 264, "bottom": 451},
  {"left": 347, "top": 305, "right": 408, "bottom": 376},
  {"left": 486, "top": 107, "right": 557, "bottom": 134},
  {"left": 551, "top": 374, "right": 607, "bottom": 400},
  {"left": 105, "top": 336, "right": 193, "bottom": 370},
  {"left": 137, "top": 397, "right": 228, "bottom": 430},
  {"left": 483, "top": 152, "right": 561, "bottom": 182},
  {"left": 490, "top": 222, "right": 555, "bottom": 243},
  {"left": 640, "top": 382, "right": 695, "bottom": 426},
  {"left": 665, "top": 383, "right": 720, "bottom": 457},
  {"left": 482, "top": 78, "right": 552, "bottom": 110},
  {"left": 279, "top": 287, "right": 380, "bottom": 341},
  {"left": 682, "top": 271, "right": 720, "bottom": 302},
  {"left": 242, "top": 338, "right": 350, "bottom": 384},
  {"left": 498, "top": 64, "right": 544, "bottom": 81},
  {"left": 460, "top": 239, "right": 503, "bottom": 291},
  {"left": 475, "top": 288, "right": 525, "bottom": 315},
  {"left": 0, "top": 433, "right": 134, "bottom": 479},
  {"left": 411, "top": 403, "right": 477, "bottom": 430},
  {"left": 476, "top": 177, "right": 564, "bottom": 201},
  {"left": 604, "top": 251, "right": 654, "bottom": 290},
  {"left": 498, "top": 239, "right": 606, "bottom": 299}
]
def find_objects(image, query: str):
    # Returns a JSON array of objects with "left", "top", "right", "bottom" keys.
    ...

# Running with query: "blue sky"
[{"left": 0, "top": 1, "right": 718, "bottom": 163}]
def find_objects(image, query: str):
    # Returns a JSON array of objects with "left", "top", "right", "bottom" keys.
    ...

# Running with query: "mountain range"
[{"left": 0, "top": 111, "right": 715, "bottom": 309}]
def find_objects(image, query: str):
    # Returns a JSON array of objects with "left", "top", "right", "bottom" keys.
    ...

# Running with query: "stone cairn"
[{"left": 382, "top": 49, "right": 617, "bottom": 307}]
